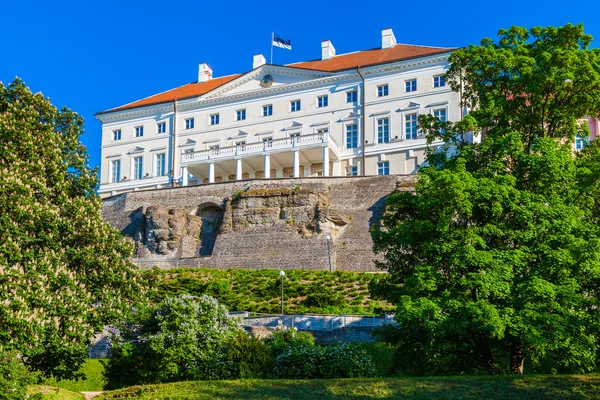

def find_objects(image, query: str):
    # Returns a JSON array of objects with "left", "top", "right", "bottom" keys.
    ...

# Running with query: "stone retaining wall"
[{"left": 102, "top": 175, "right": 415, "bottom": 272}]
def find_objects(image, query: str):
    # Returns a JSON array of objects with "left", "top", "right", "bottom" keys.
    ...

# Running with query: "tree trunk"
[{"left": 510, "top": 341, "right": 525, "bottom": 374}]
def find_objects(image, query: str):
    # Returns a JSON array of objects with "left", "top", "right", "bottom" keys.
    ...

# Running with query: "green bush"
[
  {"left": 303, "top": 285, "right": 346, "bottom": 308},
  {"left": 273, "top": 342, "right": 376, "bottom": 379},
  {"left": 263, "top": 326, "right": 315, "bottom": 357},
  {"left": 104, "top": 295, "right": 243, "bottom": 389},
  {"left": 0, "top": 348, "right": 33, "bottom": 400},
  {"left": 225, "top": 331, "right": 273, "bottom": 379}
]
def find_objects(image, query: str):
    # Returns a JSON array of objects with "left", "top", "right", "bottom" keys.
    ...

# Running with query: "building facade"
[{"left": 96, "top": 28, "right": 464, "bottom": 198}]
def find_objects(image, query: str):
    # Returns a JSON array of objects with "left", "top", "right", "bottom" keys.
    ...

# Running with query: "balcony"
[{"left": 182, "top": 132, "right": 337, "bottom": 165}]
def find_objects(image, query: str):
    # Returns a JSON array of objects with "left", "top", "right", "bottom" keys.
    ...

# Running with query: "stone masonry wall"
[{"left": 101, "top": 175, "right": 415, "bottom": 272}]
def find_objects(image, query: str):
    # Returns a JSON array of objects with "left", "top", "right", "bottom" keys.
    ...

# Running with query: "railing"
[{"left": 182, "top": 133, "right": 330, "bottom": 163}]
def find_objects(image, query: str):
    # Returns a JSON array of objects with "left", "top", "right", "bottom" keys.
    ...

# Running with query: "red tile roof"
[
  {"left": 99, "top": 43, "right": 453, "bottom": 114},
  {"left": 290, "top": 43, "right": 453, "bottom": 72}
]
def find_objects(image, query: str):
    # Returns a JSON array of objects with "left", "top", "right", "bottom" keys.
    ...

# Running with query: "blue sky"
[{"left": 2, "top": 0, "right": 599, "bottom": 172}]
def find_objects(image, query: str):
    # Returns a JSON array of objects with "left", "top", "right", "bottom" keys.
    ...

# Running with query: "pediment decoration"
[
  {"left": 255, "top": 130, "right": 275, "bottom": 136},
  {"left": 283, "top": 121, "right": 303, "bottom": 131},
  {"left": 150, "top": 146, "right": 167, "bottom": 152},
  {"left": 127, "top": 146, "right": 145, "bottom": 154},
  {"left": 311, "top": 121, "right": 330, "bottom": 127},
  {"left": 399, "top": 102, "right": 421, "bottom": 111},
  {"left": 202, "top": 66, "right": 334, "bottom": 100},
  {"left": 203, "top": 138, "right": 221, "bottom": 144},
  {"left": 426, "top": 101, "right": 449, "bottom": 108},
  {"left": 339, "top": 112, "right": 360, "bottom": 121},
  {"left": 228, "top": 130, "right": 248, "bottom": 140},
  {"left": 179, "top": 139, "right": 197, "bottom": 147}
]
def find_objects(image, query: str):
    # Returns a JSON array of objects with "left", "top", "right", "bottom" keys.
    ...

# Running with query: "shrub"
[
  {"left": 0, "top": 348, "right": 33, "bottom": 400},
  {"left": 303, "top": 285, "right": 346, "bottom": 308},
  {"left": 225, "top": 331, "right": 274, "bottom": 379},
  {"left": 104, "top": 295, "right": 243, "bottom": 388},
  {"left": 273, "top": 342, "right": 376, "bottom": 379},
  {"left": 263, "top": 325, "right": 314, "bottom": 357}
]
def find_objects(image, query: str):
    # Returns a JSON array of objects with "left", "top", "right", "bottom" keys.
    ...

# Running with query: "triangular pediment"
[
  {"left": 399, "top": 102, "right": 421, "bottom": 111},
  {"left": 179, "top": 139, "right": 197, "bottom": 147},
  {"left": 127, "top": 146, "right": 145, "bottom": 154},
  {"left": 228, "top": 130, "right": 248, "bottom": 139},
  {"left": 283, "top": 121, "right": 303, "bottom": 131},
  {"left": 202, "top": 66, "right": 334, "bottom": 99},
  {"left": 339, "top": 112, "right": 360, "bottom": 122}
]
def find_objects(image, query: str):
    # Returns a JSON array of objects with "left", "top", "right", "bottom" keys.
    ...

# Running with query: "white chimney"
[
  {"left": 381, "top": 28, "right": 397, "bottom": 49},
  {"left": 253, "top": 54, "right": 266, "bottom": 69},
  {"left": 198, "top": 63, "right": 213, "bottom": 83},
  {"left": 321, "top": 40, "right": 336, "bottom": 60}
]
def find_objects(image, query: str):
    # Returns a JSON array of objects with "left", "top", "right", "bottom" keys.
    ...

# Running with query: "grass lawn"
[
  {"left": 97, "top": 375, "right": 600, "bottom": 399},
  {"left": 39, "top": 359, "right": 106, "bottom": 392}
]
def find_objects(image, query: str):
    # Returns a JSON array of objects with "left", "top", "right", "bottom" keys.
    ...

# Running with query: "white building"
[{"left": 96, "top": 28, "right": 462, "bottom": 198}]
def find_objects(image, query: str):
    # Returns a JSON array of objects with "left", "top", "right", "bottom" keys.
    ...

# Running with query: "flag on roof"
[{"left": 273, "top": 34, "right": 292, "bottom": 50}]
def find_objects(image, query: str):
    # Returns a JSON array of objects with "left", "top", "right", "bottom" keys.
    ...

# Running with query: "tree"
[
  {"left": 372, "top": 24, "right": 600, "bottom": 375},
  {"left": 0, "top": 79, "right": 146, "bottom": 379}
]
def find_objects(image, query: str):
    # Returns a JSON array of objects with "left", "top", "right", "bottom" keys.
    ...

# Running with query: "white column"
[
  {"left": 182, "top": 166, "right": 189, "bottom": 186},
  {"left": 208, "top": 162, "right": 215, "bottom": 183},
  {"left": 236, "top": 158, "right": 243, "bottom": 180},
  {"left": 293, "top": 150, "right": 300, "bottom": 178},
  {"left": 322, "top": 146, "right": 329, "bottom": 177},
  {"left": 264, "top": 154, "right": 271, "bottom": 178},
  {"left": 333, "top": 160, "right": 341, "bottom": 177}
]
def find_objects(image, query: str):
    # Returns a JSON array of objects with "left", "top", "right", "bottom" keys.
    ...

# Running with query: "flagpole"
[{"left": 270, "top": 32, "right": 274, "bottom": 64}]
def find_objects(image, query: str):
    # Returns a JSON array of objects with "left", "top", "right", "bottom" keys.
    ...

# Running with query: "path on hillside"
[{"left": 81, "top": 391, "right": 104, "bottom": 399}]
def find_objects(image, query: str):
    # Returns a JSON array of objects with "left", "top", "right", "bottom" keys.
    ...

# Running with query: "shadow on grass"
[{"left": 100, "top": 375, "right": 600, "bottom": 400}]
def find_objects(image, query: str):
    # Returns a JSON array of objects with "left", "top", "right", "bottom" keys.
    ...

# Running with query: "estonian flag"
[{"left": 273, "top": 34, "right": 292, "bottom": 50}]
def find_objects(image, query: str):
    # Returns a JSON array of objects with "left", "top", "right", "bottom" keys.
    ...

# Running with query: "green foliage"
[
  {"left": 105, "top": 295, "right": 244, "bottom": 388},
  {"left": 0, "top": 348, "right": 33, "bottom": 400},
  {"left": 373, "top": 24, "right": 600, "bottom": 375},
  {"left": 0, "top": 79, "right": 146, "bottom": 379},
  {"left": 263, "top": 326, "right": 315, "bottom": 357},
  {"left": 273, "top": 342, "right": 376, "bottom": 379},
  {"left": 224, "top": 331, "right": 273, "bottom": 379},
  {"left": 148, "top": 268, "right": 391, "bottom": 315},
  {"left": 39, "top": 359, "right": 105, "bottom": 392}
]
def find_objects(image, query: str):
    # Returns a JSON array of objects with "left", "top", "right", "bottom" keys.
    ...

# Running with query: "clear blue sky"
[{"left": 2, "top": 0, "right": 599, "bottom": 172}]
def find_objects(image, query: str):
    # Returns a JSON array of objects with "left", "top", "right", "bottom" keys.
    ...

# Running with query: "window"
[
  {"left": 263, "top": 136, "right": 273, "bottom": 148},
  {"left": 346, "top": 166, "right": 358, "bottom": 176},
  {"left": 377, "top": 84, "right": 389, "bottom": 97},
  {"left": 316, "top": 127, "right": 329, "bottom": 135},
  {"left": 236, "top": 109, "right": 246, "bottom": 121},
  {"left": 157, "top": 122, "right": 166, "bottom": 134},
  {"left": 133, "top": 156, "right": 143, "bottom": 180},
  {"left": 210, "top": 114, "right": 219, "bottom": 125},
  {"left": 263, "top": 105, "right": 273, "bottom": 117},
  {"left": 156, "top": 153, "right": 166, "bottom": 177},
  {"left": 434, "top": 75, "right": 446, "bottom": 88},
  {"left": 135, "top": 126, "right": 144, "bottom": 137},
  {"left": 111, "top": 160, "right": 121, "bottom": 182},
  {"left": 377, "top": 161, "right": 390, "bottom": 176},
  {"left": 236, "top": 140, "right": 246, "bottom": 149},
  {"left": 377, "top": 118, "right": 390, "bottom": 143},
  {"left": 405, "top": 79, "right": 417, "bottom": 92},
  {"left": 112, "top": 129, "right": 121, "bottom": 141},
  {"left": 209, "top": 144, "right": 220, "bottom": 150},
  {"left": 318, "top": 95, "right": 328, "bottom": 108},
  {"left": 346, "top": 124, "right": 358, "bottom": 149},
  {"left": 576, "top": 134, "right": 590, "bottom": 150},
  {"left": 433, "top": 109, "right": 447, "bottom": 122},
  {"left": 289, "top": 132, "right": 300, "bottom": 138},
  {"left": 405, "top": 113, "right": 418, "bottom": 139},
  {"left": 290, "top": 100, "right": 301, "bottom": 112},
  {"left": 185, "top": 118, "right": 195, "bottom": 130},
  {"left": 346, "top": 90, "right": 358, "bottom": 103}
]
